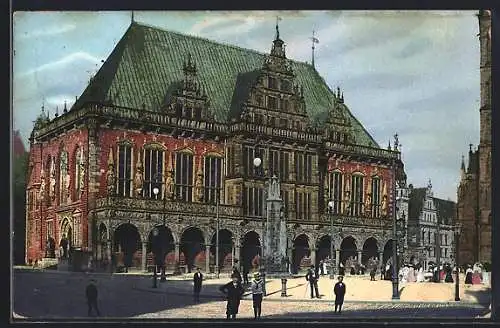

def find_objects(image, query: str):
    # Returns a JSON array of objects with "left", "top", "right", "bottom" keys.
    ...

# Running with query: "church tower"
[{"left": 477, "top": 9, "right": 492, "bottom": 263}]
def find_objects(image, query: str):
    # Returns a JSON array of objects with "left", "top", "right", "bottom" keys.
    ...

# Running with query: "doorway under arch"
[
  {"left": 114, "top": 223, "right": 141, "bottom": 269},
  {"left": 241, "top": 231, "right": 261, "bottom": 272},
  {"left": 362, "top": 237, "right": 379, "bottom": 267},
  {"left": 316, "top": 235, "right": 332, "bottom": 266},
  {"left": 340, "top": 236, "right": 357, "bottom": 266},
  {"left": 180, "top": 227, "right": 205, "bottom": 273},
  {"left": 148, "top": 226, "right": 175, "bottom": 270},
  {"left": 210, "top": 229, "right": 233, "bottom": 273},
  {"left": 292, "top": 234, "right": 310, "bottom": 273}
]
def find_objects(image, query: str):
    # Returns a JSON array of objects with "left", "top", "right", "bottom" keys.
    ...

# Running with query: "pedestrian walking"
[
  {"left": 85, "top": 279, "right": 101, "bottom": 317},
  {"left": 193, "top": 267, "right": 203, "bottom": 302},
  {"left": 219, "top": 274, "right": 245, "bottom": 319},
  {"left": 465, "top": 265, "right": 473, "bottom": 284},
  {"left": 370, "top": 268, "right": 376, "bottom": 281},
  {"left": 305, "top": 265, "right": 320, "bottom": 299},
  {"left": 250, "top": 271, "right": 264, "bottom": 319},
  {"left": 243, "top": 266, "right": 250, "bottom": 285},
  {"left": 333, "top": 275, "right": 346, "bottom": 314},
  {"left": 319, "top": 260, "right": 324, "bottom": 275}
]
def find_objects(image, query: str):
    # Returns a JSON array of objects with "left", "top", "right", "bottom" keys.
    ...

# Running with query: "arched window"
[
  {"left": 371, "top": 177, "right": 381, "bottom": 218},
  {"left": 175, "top": 151, "right": 194, "bottom": 202},
  {"left": 327, "top": 171, "right": 343, "bottom": 214},
  {"left": 59, "top": 150, "right": 69, "bottom": 204},
  {"left": 350, "top": 173, "right": 364, "bottom": 216},
  {"left": 204, "top": 156, "right": 222, "bottom": 203}
]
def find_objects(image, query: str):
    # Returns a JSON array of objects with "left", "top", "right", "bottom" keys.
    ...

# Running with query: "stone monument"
[{"left": 264, "top": 175, "right": 288, "bottom": 274}]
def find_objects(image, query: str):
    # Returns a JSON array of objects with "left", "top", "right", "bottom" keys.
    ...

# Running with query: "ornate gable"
[
  {"left": 164, "top": 53, "right": 213, "bottom": 122},
  {"left": 238, "top": 24, "right": 310, "bottom": 132}
]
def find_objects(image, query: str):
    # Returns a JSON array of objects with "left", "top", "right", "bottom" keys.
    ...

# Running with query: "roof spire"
[
  {"left": 275, "top": 16, "right": 282, "bottom": 40},
  {"left": 63, "top": 100, "right": 68, "bottom": 113},
  {"left": 387, "top": 140, "right": 392, "bottom": 151},
  {"left": 310, "top": 29, "right": 319, "bottom": 69},
  {"left": 55, "top": 105, "right": 59, "bottom": 118},
  {"left": 131, "top": 11, "right": 135, "bottom": 24},
  {"left": 461, "top": 154, "right": 466, "bottom": 170}
]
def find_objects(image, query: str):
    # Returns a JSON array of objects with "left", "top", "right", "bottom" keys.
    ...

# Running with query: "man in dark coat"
[
  {"left": 370, "top": 268, "right": 376, "bottom": 281},
  {"left": 219, "top": 274, "right": 245, "bottom": 319},
  {"left": 85, "top": 279, "right": 101, "bottom": 317},
  {"left": 306, "top": 265, "right": 320, "bottom": 299},
  {"left": 193, "top": 267, "right": 203, "bottom": 302},
  {"left": 333, "top": 275, "right": 346, "bottom": 314}
]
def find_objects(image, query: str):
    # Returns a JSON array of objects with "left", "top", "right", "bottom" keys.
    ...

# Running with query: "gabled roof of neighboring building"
[
  {"left": 409, "top": 187, "right": 427, "bottom": 220},
  {"left": 13, "top": 130, "right": 26, "bottom": 158},
  {"left": 435, "top": 198, "right": 456, "bottom": 223},
  {"left": 73, "top": 21, "right": 378, "bottom": 148}
]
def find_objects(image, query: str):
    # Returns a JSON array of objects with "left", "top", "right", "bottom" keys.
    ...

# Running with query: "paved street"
[{"left": 12, "top": 269, "right": 491, "bottom": 320}]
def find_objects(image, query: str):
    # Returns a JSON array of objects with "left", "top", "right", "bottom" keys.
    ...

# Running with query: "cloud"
[
  {"left": 16, "top": 24, "right": 76, "bottom": 40},
  {"left": 16, "top": 52, "right": 101, "bottom": 78}
]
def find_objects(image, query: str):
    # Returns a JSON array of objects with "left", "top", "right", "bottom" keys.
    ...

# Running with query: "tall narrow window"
[
  {"left": 175, "top": 152, "right": 194, "bottom": 202},
  {"left": 267, "top": 96, "right": 277, "bottom": 109},
  {"left": 350, "top": 175, "right": 364, "bottom": 216},
  {"left": 268, "top": 76, "right": 277, "bottom": 89},
  {"left": 243, "top": 146, "right": 264, "bottom": 177},
  {"left": 279, "top": 151, "right": 290, "bottom": 182},
  {"left": 144, "top": 148, "right": 164, "bottom": 198},
  {"left": 204, "top": 156, "right": 222, "bottom": 203},
  {"left": 59, "top": 151, "right": 68, "bottom": 204},
  {"left": 371, "top": 177, "right": 381, "bottom": 218},
  {"left": 268, "top": 149, "right": 279, "bottom": 177},
  {"left": 282, "top": 190, "right": 290, "bottom": 217},
  {"left": 74, "top": 147, "right": 84, "bottom": 200},
  {"left": 327, "top": 171, "right": 343, "bottom": 214},
  {"left": 243, "top": 186, "right": 264, "bottom": 216},
  {"left": 117, "top": 144, "right": 133, "bottom": 197},
  {"left": 295, "top": 153, "right": 313, "bottom": 183},
  {"left": 295, "top": 191, "right": 311, "bottom": 221}
]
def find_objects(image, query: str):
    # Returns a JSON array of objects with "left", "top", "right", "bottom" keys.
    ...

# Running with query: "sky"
[{"left": 12, "top": 10, "right": 481, "bottom": 202}]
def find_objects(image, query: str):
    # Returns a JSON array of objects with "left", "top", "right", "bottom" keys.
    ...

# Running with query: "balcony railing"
[
  {"left": 319, "top": 213, "right": 392, "bottom": 228},
  {"left": 95, "top": 196, "right": 242, "bottom": 218}
]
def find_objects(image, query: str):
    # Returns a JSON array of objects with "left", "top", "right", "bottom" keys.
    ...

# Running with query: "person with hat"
[
  {"left": 219, "top": 273, "right": 244, "bottom": 319},
  {"left": 333, "top": 275, "right": 346, "bottom": 314},
  {"left": 250, "top": 271, "right": 264, "bottom": 319},
  {"left": 193, "top": 267, "right": 203, "bottom": 302},
  {"left": 305, "top": 264, "right": 320, "bottom": 299}
]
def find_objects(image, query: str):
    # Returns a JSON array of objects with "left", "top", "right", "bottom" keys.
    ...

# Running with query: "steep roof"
[
  {"left": 74, "top": 22, "right": 378, "bottom": 148},
  {"left": 408, "top": 187, "right": 426, "bottom": 220},
  {"left": 435, "top": 198, "right": 456, "bottom": 224}
]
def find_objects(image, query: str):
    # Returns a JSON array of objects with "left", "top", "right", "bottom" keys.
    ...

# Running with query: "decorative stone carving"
[
  {"left": 134, "top": 150, "right": 144, "bottom": 197},
  {"left": 79, "top": 147, "right": 85, "bottom": 196},
  {"left": 49, "top": 157, "right": 56, "bottom": 201},
  {"left": 194, "top": 162, "right": 204, "bottom": 202},
  {"left": 106, "top": 148, "right": 116, "bottom": 195},
  {"left": 364, "top": 193, "right": 372, "bottom": 217},
  {"left": 343, "top": 190, "right": 351, "bottom": 214},
  {"left": 381, "top": 195, "right": 388, "bottom": 217}
]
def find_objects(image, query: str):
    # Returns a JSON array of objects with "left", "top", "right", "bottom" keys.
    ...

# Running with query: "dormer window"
[
  {"left": 194, "top": 107, "right": 202, "bottom": 120},
  {"left": 281, "top": 79, "right": 291, "bottom": 92},
  {"left": 280, "top": 99, "right": 289, "bottom": 111}
]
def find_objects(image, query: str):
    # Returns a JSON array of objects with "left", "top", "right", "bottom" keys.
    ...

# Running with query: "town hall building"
[{"left": 25, "top": 20, "right": 406, "bottom": 274}]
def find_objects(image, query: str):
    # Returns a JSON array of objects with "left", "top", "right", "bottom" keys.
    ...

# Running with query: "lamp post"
[
  {"left": 152, "top": 173, "right": 167, "bottom": 282},
  {"left": 391, "top": 156, "right": 400, "bottom": 300},
  {"left": 152, "top": 227, "right": 159, "bottom": 288},
  {"left": 454, "top": 223, "right": 462, "bottom": 302},
  {"left": 327, "top": 200, "right": 335, "bottom": 279},
  {"left": 253, "top": 156, "right": 267, "bottom": 294}
]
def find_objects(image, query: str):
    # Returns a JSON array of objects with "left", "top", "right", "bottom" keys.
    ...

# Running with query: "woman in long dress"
[{"left": 416, "top": 267, "right": 425, "bottom": 283}]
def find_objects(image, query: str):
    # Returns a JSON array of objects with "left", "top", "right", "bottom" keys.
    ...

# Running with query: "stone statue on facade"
[
  {"left": 381, "top": 195, "right": 388, "bottom": 217},
  {"left": 79, "top": 147, "right": 85, "bottom": 196},
  {"left": 364, "top": 193, "right": 372, "bottom": 217},
  {"left": 194, "top": 172, "right": 204, "bottom": 202},
  {"left": 343, "top": 190, "right": 351, "bottom": 214},
  {"left": 106, "top": 164, "right": 116, "bottom": 195},
  {"left": 49, "top": 159, "right": 56, "bottom": 201},
  {"left": 65, "top": 171, "right": 71, "bottom": 202},
  {"left": 39, "top": 172, "right": 46, "bottom": 203},
  {"left": 134, "top": 167, "right": 144, "bottom": 197},
  {"left": 165, "top": 170, "right": 175, "bottom": 200}
]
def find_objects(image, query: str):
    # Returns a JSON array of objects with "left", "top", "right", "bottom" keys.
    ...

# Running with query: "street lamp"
[
  {"left": 152, "top": 185, "right": 167, "bottom": 282},
  {"left": 253, "top": 156, "right": 266, "bottom": 293},
  {"left": 454, "top": 223, "right": 462, "bottom": 302},
  {"left": 152, "top": 227, "right": 159, "bottom": 288},
  {"left": 327, "top": 200, "right": 335, "bottom": 279}
]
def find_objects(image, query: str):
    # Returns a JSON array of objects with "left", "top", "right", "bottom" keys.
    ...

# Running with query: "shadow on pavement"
[
  {"left": 260, "top": 304, "right": 490, "bottom": 319},
  {"left": 13, "top": 270, "right": 230, "bottom": 319}
]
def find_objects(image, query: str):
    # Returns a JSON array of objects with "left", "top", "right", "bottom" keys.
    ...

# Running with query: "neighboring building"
[
  {"left": 407, "top": 181, "right": 456, "bottom": 271},
  {"left": 457, "top": 10, "right": 492, "bottom": 265},
  {"left": 25, "top": 21, "right": 405, "bottom": 273},
  {"left": 13, "top": 130, "right": 28, "bottom": 265}
]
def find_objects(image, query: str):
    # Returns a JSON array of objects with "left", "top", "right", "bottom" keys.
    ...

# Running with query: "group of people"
[{"left": 305, "top": 265, "right": 346, "bottom": 313}]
